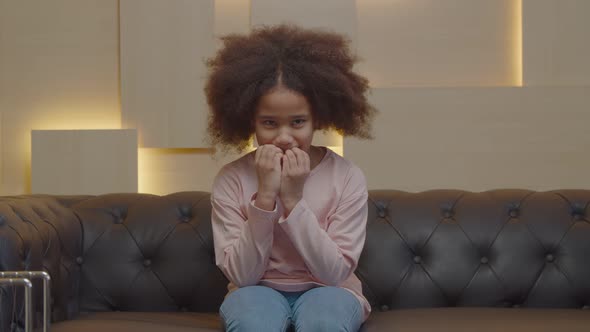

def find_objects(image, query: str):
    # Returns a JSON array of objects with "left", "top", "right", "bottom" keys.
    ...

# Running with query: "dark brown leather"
[
  {"left": 360, "top": 308, "right": 590, "bottom": 332},
  {"left": 358, "top": 190, "right": 590, "bottom": 311},
  {"left": 41, "top": 312, "right": 221, "bottom": 332},
  {"left": 2, "top": 190, "right": 590, "bottom": 332}
]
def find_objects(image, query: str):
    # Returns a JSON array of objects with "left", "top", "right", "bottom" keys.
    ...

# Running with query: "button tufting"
[
  {"left": 114, "top": 217, "right": 123, "bottom": 224},
  {"left": 377, "top": 208, "right": 386, "bottom": 218},
  {"left": 571, "top": 204, "right": 585, "bottom": 219},
  {"left": 180, "top": 205, "right": 192, "bottom": 215},
  {"left": 380, "top": 305, "right": 390, "bottom": 312},
  {"left": 509, "top": 209, "right": 519, "bottom": 218},
  {"left": 76, "top": 257, "right": 84, "bottom": 265},
  {"left": 413, "top": 256, "right": 422, "bottom": 264},
  {"left": 143, "top": 259, "right": 151, "bottom": 267},
  {"left": 443, "top": 210, "right": 453, "bottom": 218},
  {"left": 545, "top": 254, "right": 555, "bottom": 262},
  {"left": 181, "top": 216, "right": 191, "bottom": 223},
  {"left": 480, "top": 257, "right": 489, "bottom": 264}
]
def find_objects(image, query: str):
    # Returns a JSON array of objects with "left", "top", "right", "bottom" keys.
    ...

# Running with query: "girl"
[{"left": 205, "top": 24, "right": 376, "bottom": 332}]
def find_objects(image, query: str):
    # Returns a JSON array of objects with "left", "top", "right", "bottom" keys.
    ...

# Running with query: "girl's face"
[{"left": 254, "top": 87, "right": 315, "bottom": 154}]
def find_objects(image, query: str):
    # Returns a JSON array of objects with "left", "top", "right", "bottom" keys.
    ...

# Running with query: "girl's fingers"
[
  {"left": 286, "top": 149, "right": 298, "bottom": 172},
  {"left": 292, "top": 147, "right": 310, "bottom": 172},
  {"left": 282, "top": 154, "right": 289, "bottom": 174},
  {"left": 274, "top": 152, "right": 283, "bottom": 170},
  {"left": 256, "top": 145, "right": 283, "bottom": 169},
  {"left": 290, "top": 148, "right": 301, "bottom": 168},
  {"left": 255, "top": 145, "right": 262, "bottom": 164},
  {"left": 294, "top": 148, "right": 308, "bottom": 169}
]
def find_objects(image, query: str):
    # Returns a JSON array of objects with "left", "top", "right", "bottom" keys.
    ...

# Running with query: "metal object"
[
  {"left": 0, "top": 271, "right": 51, "bottom": 332},
  {"left": 0, "top": 277, "right": 32, "bottom": 332}
]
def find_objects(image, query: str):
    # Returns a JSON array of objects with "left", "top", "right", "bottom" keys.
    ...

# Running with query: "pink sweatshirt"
[{"left": 211, "top": 147, "right": 371, "bottom": 321}]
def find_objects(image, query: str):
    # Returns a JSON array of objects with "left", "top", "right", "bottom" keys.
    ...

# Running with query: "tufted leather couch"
[{"left": 1, "top": 190, "right": 590, "bottom": 332}]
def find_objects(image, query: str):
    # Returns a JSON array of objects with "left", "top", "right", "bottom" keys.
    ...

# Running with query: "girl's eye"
[
  {"left": 262, "top": 120, "right": 276, "bottom": 127},
  {"left": 292, "top": 119, "right": 306, "bottom": 127}
]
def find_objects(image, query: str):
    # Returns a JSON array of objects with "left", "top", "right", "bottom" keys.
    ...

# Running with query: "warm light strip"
[
  {"left": 513, "top": 0, "right": 523, "bottom": 86},
  {"left": 137, "top": 148, "right": 211, "bottom": 194}
]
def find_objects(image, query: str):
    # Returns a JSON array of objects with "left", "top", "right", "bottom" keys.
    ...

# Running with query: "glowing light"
[{"left": 512, "top": 0, "right": 523, "bottom": 86}]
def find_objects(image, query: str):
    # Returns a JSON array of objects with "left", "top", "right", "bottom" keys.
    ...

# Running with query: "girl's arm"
[
  {"left": 211, "top": 172, "right": 278, "bottom": 287},
  {"left": 278, "top": 166, "right": 368, "bottom": 286}
]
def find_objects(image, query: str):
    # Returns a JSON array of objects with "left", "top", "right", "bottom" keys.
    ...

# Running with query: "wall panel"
[
  {"left": 356, "top": 0, "right": 519, "bottom": 87},
  {"left": 0, "top": 0, "right": 120, "bottom": 195},
  {"left": 345, "top": 87, "right": 590, "bottom": 191},
  {"left": 523, "top": 0, "right": 590, "bottom": 85},
  {"left": 120, "top": 0, "right": 215, "bottom": 147},
  {"left": 32, "top": 129, "right": 137, "bottom": 195}
]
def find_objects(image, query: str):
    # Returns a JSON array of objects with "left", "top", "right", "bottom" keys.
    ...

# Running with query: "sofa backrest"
[
  {"left": 69, "top": 192, "right": 228, "bottom": 313},
  {"left": 2, "top": 189, "right": 590, "bottom": 329},
  {"left": 357, "top": 189, "right": 590, "bottom": 312},
  {"left": 0, "top": 195, "right": 85, "bottom": 328}
]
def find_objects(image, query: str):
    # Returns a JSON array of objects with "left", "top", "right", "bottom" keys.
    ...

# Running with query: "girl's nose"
[{"left": 273, "top": 129, "right": 294, "bottom": 150}]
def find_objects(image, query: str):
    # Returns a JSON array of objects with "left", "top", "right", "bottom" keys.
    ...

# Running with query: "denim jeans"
[{"left": 219, "top": 285, "right": 363, "bottom": 332}]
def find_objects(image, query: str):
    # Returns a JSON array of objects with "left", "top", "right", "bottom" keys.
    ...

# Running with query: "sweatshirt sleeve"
[
  {"left": 211, "top": 168, "right": 279, "bottom": 288},
  {"left": 278, "top": 165, "right": 368, "bottom": 286}
]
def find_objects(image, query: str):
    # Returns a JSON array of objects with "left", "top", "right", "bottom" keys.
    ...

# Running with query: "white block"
[
  {"left": 357, "top": 0, "right": 518, "bottom": 87},
  {"left": 523, "top": 0, "right": 590, "bottom": 85},
  {"left": 215, "top": 0, "right": 251, "bottom": 38},
  {"left": 32, "top": 129, "right": 138, "bottom": 195},
  {"left": 120, "top": 0, "right": 215, "bottom": 148},
  {"left": 251, "top": 0, "right": 357, "bottom": 50},
  {"left": 345, "top": 87, "right": 590, "bottom": 191}
]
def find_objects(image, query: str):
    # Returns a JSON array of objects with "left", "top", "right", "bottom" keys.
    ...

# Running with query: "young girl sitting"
[{"left": 205, "top": 24, "right": 376, "bottom": 332}]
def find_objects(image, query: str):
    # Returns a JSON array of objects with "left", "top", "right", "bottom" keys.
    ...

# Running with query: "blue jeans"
[{"left": 219, "top": 285, "right": 363, "bottom": 332}]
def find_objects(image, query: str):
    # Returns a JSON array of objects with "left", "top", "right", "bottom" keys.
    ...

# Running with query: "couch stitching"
[
  {"left": 81, "top": 270, "right": 117, "bottom": 310},
  {"left": 414, "top": 260, "right": 450, "bottom": 306},
  {"left": 149, "top": 268, "right": 183, "bottom": 308},
  {"left": 521, "top": 262, "right": 548, "bottom": 306},
  {"left": 385, "top": 262, "right": 413, "bottom": 308},
  {"left": 551, "top": 260, "right": 583, "bottom": 305}
]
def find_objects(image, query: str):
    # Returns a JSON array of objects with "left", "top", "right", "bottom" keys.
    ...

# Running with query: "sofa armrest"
[{"left": 0, "top": 196, "right": 83, "bottom": 332}]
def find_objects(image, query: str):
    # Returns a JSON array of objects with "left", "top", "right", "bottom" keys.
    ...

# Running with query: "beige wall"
[
  {"left": 32, "top": 129, "right": 137, "bottom": 195},
  {"left": 120, "top": 0, "right": 215, "bottom": 148},
  {"left": 523, "top": 0, "right": 590, "bottom": 85},
  {"left": 0, "top": 0, "right": 121, "bottom": 195},
  {"left": 345, "top": 87, "right": 590, "bottom": 191},
  {"left": 357, "top": 0, "right": 521, "bottom": 87},
  {"left": 1, "top": 0, "right": 589, "bottom": 195}
]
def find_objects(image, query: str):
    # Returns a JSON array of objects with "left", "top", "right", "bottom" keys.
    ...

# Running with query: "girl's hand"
[
  {"left": 254, "top": 144, "right": 283, "bottom": 211},
  {"left": 280, "top": 147, "right": 310, "bottom": 215}
]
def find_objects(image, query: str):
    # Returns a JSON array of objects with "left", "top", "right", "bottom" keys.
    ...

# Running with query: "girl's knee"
[
  {"left": 293, "top": 287, "right": 363, "bottom": 332},
  {"left": 223, "top": 313, "right": 291, "bottom": 332},
  {"left": 295, "top": 316, "right": 360, "bottom": 332},
  {"left": 220, "top": 286, "right": 292, "bottom": 331}
]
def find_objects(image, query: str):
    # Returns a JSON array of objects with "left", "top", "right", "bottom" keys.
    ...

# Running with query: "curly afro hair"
[{"left": 204, "top": 24, "right": 376, "bottom": 152}]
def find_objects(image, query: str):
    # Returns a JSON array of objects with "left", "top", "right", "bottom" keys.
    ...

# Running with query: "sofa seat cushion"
[
  {"left": 46, "top": 312, "right": 222, "bottom": 332},
  {"left": 361, "top": 308, "right": 590, "bottom": 332}
]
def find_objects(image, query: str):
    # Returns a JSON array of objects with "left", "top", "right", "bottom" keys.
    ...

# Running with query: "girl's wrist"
[
  {"left": 254, "top": 192, "right": 276, "bottom": 211},
  {"left": 280, "top": 194, "right": 302, "bottom": 216}
]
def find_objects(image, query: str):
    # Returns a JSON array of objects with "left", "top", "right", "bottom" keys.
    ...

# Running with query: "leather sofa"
[{"left": 1, "top": 189, "right": 589, "bottom": 331}]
